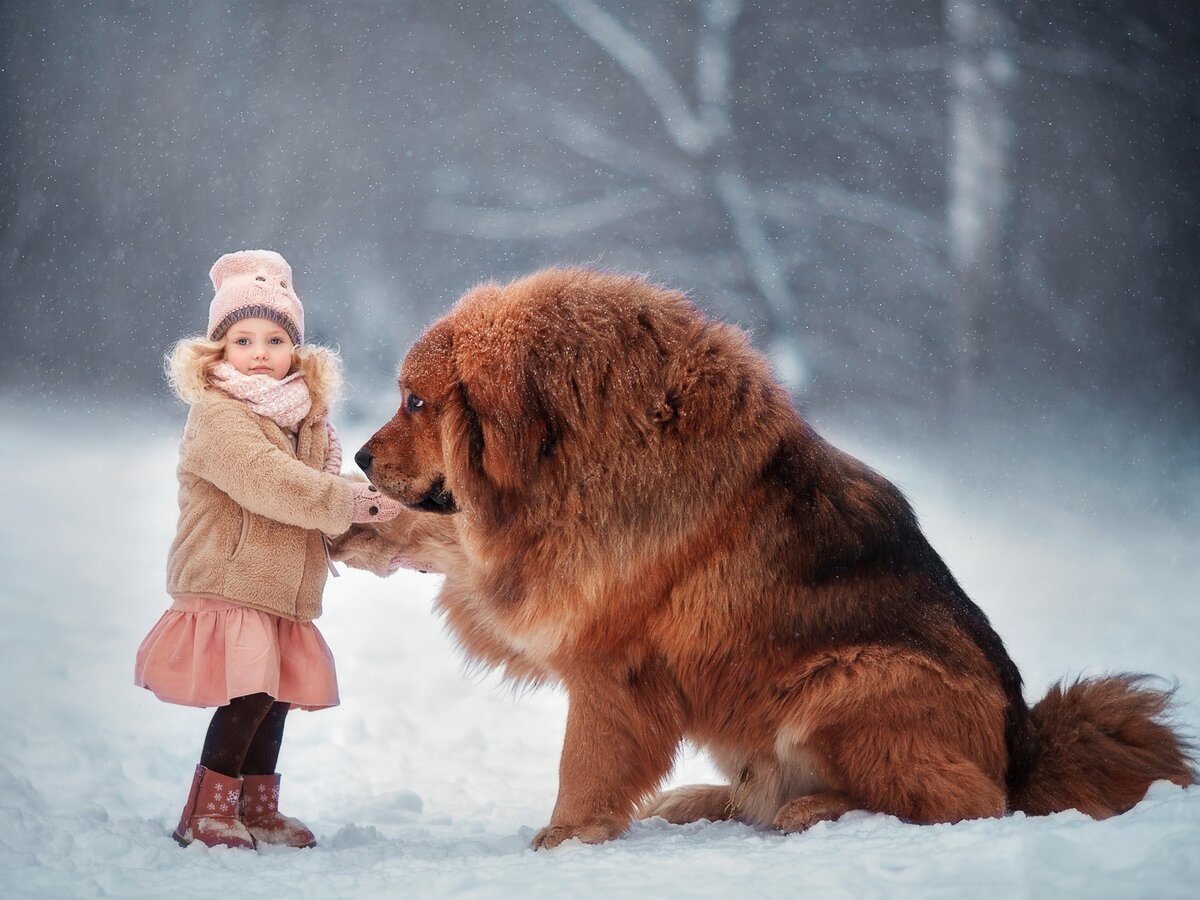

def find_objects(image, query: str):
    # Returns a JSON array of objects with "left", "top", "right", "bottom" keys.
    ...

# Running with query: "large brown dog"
[{"left": 334, "top": 268, "right": 1193, "bottom": 849}]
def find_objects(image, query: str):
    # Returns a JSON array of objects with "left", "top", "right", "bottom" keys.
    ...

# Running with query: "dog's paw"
[
  {"left": 772, "top": 792, "right": 856, "bottom": 833},
  {"left": 638, "top": 784, "right": 734, "bottom": 824},
  {"left": 530, "top": 822, "right": 616, "bottom": 850},
  {"left": 329, "top": 527, "right": 400, "bottom": 577}
]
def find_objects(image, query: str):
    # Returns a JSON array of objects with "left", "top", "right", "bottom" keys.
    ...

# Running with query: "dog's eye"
[{"left": 407, "top": 394, "right": 426, "bottom": 412}]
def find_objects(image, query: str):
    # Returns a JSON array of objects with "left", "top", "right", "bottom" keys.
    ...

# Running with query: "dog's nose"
[{"left": 355, "top": 447, "right": 373, "bottom": 473}]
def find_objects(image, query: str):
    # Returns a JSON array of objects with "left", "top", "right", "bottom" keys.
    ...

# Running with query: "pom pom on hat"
[{"left": 207, "top": 249, "right": 304, "bottom": 344}]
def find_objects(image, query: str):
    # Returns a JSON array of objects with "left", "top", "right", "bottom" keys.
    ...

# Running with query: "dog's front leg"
[
  {"left": 532, "top": 663, "right": 682, "bottom": 850},
  {"left": 330, "top": 507, "right": 464, "bottom": 576}
]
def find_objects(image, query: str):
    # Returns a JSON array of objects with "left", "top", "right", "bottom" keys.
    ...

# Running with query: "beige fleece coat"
[{"left": 165, "top": 383, "right": 355, "bottom": 623}]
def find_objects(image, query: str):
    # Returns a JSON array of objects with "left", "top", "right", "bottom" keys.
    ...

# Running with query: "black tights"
[{"left": 199, "top": 693, "right": 290, "bottom": 778}]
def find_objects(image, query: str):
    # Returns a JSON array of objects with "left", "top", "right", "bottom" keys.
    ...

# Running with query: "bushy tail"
[{"left": 1012, "top": 674, "right": 1195, "bottom": 818}]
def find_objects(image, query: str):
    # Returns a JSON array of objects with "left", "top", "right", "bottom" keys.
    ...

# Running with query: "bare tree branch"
[
  {"left": 548, "top": 108, "right": 700, "bottom": 196},
  {"left": 1017, "top": 44, "right": 1145, "bottom": 87},
  {"left": 715, "top": 171, "right": 791, "bottom": 326},
  {"left": 696, "top": 0, "right": 741, "bottom": 137},
  {"left": 831, "top": 37, "right": 1167, "bottom": 97},
  {"left": 828, "top": 45, "right": 947, "bottom": 75},
  {"left": 1017, "top": 252, "right": 1096, "bottom": 344},
  {"left": 426, "top": 190, "right": 661, "bottom": 239},
  {"left": 442, "top": 1, "right": 798, "bottom": 341},
  {"left": 551, "top": 0, "right": 794, "bottom": 332},
  {"left": 766, "top": 180, "right": 946, "bottom": 254},
  {"left": 550, "top": 0, "right": 714, "bottom": 154}
]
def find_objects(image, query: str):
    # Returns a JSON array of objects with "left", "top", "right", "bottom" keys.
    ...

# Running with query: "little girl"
[{"left": 135, "top": 249, "right": 401, "bottom": 850}]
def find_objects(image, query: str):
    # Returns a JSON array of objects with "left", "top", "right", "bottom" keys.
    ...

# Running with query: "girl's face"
[{"left": 223, "top": 318, "right": 295, "bottom": 379}]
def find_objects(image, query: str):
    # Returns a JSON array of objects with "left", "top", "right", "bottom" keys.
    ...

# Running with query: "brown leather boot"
[
  {"left": 240, "top": 773, "right": 317, "bottom": 849},
  {"left": 172, "top": 765, "right": 256, "bottom": 849}
]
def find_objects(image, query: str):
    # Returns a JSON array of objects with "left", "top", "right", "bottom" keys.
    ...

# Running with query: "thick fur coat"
[
  {"left": 168, "top": 356, "right": 353, "bottom": 622},
  {"left": 333, "top": 268, "right": 1194, "bottom": 847}
]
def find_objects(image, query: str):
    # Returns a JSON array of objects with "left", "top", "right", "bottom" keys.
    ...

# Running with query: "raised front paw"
[
  {"left": 531, "top": 821, "right": 619, "bottom": 850},
  {"left": 329, "top": 526, "right": 401, "bottom": 577}
]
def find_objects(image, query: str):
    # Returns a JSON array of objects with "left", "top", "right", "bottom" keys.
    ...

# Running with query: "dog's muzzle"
[{"left": 410, "top": 477, "right": 457, "bottom": 515}]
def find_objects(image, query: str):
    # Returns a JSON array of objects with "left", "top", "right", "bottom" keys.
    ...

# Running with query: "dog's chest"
[{"left": 480, "top": 577, "right": 639, "bottom": 667}]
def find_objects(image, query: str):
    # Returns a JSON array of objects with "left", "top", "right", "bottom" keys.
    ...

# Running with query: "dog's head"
[
  {"left": 357, "top": 269, "right": 786, "bottom": 531},
  {"left": 356, "top": 275, "right": 561, "bottom": 518},
  {"left": 354, "top": 315, "right": 460, "bottom": 514}
]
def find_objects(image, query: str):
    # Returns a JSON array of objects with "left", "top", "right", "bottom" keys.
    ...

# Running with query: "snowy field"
[{"left": 1, "top": 397, "right": 1198, "bottom": 898}]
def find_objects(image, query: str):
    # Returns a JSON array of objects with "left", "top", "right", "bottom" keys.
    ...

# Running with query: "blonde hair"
[{"left": 165, "top": 335, "right": 344, "bottom": 409}]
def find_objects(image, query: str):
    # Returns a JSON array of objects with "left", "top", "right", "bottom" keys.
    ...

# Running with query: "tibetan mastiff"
[{"left": 333, "top": 268, "right": 1192, "bottom": 848}]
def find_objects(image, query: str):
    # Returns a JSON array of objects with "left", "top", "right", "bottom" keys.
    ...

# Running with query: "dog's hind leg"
[
  {"left": 637, "top": 784, "right": 735, "bottom": 824},
  {"left": 786, "top": 646, "right": 1010, "bottom": 826},
  {"left": 853, "top": 753, "right": 1006, "bottom": 825}
]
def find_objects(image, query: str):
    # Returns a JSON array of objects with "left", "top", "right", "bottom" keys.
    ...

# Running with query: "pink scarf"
[
  {"left": 210, "top": 363, "right": 342, "bottom": 475},
  {"left": 211, "top": 362, "right": 312, "bottom": 432}
]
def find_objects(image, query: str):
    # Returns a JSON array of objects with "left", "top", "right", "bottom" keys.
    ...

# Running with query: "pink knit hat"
[{"left": 207, "top": 250, "right": 304, "bottom": 344}]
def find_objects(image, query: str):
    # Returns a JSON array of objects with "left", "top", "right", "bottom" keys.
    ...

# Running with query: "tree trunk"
[{"left": 945, "top": 0, "right": 1017, "bottom": 404}]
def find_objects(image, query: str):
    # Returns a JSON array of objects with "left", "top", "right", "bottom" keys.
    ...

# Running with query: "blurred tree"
[
  {"left": 427, "top": 0, "right": 815, "bottom": 389},
  {"left": 0, "top": 0, "right": 1195, "bottom": 430},
  {"left": 945, "top": 0, "right": 1017, "bottom": 401},
  {"left": 428, "top": 0, "right": 992, "bottom": 403}
]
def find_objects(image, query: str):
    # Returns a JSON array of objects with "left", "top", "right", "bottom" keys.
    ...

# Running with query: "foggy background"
[
  {"left": 2, "top": 0, "right": 1198, "bottom": 442},
  {"left": 3, "top": 5, "right": 1199, "bottom": 891}
]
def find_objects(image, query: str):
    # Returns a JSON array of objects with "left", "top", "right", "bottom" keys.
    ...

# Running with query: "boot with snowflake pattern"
[
  {"left": 240, "top": 773, "right": 317, "bottom": 848},
  {"left": 172, "top": 765, "right": 255, "bottom": 849}
]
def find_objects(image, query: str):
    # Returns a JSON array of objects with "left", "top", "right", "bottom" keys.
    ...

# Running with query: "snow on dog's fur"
[{"left": 333, "top": 268, "right": 1194, "bottom": 848}]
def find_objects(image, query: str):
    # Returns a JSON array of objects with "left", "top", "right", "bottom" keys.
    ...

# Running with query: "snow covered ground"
[{"left": 1, "top": 398, "right": 1197, "bottom": 898}]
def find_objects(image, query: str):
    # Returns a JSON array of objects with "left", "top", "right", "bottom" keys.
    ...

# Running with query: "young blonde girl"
[{"left": 135, "top": 250, "right": 401, "bottom": 850}]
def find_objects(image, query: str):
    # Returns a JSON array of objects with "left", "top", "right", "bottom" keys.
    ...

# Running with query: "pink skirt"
[{"left": 135, "top": 596, "right": 339, "bottom": 711}]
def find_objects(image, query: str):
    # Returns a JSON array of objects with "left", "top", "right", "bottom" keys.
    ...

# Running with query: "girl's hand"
[{"left": 350, "top": 483, "right": 403, "bottom": 524}]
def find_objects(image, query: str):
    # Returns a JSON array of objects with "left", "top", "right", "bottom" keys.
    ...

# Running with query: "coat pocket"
[{"left": 231, "top": 509, "right": 251, "bottom": 559}]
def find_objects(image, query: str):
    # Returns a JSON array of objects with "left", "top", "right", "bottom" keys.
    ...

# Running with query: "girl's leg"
[
  {"left": 199, "top": 692, "right": 277, "bottom": 777},
  {"left": 242, "top": 701, "right": 290, "bottom": 776},
  {"left": 174, "top": 693, "right": 275, "bottom": 849},
  {"left": 238, "top": 702, "right": 316, "bottom": 848}
]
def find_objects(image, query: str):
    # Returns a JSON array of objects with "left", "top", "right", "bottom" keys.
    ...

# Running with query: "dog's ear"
[
  {"left": 448, "top": 368, "right": 551, "bottom": 494},
  {"left": 445, "top": 299, "right": 549, "bottom": 494}
]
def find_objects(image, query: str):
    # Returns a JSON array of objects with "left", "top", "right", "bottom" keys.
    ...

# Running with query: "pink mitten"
[{"left": 350, "top": 482, "right": 403, "bottom": 523}]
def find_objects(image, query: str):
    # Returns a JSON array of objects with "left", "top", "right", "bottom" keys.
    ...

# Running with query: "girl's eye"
[
  {"left": 269, "top": 337, "right": 283, "bottom": 345},
  {"left": 235, "top": 338, "right": 249, "bottom": 345},
  {"left": 407, "top": 394, "right": 426, "bottom": 412}
]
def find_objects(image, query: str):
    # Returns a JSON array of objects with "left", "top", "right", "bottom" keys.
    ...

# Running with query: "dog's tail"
[{"left": 1010, "top": 674, "right": 1195, "bottom": 818}]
